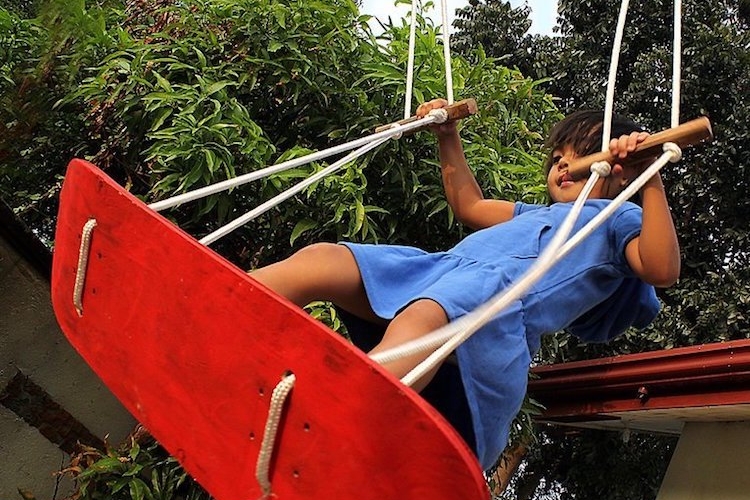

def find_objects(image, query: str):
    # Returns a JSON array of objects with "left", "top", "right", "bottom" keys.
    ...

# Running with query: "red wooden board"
[{"left": 51, "top": 159, "right": 489, "bottom": 500}]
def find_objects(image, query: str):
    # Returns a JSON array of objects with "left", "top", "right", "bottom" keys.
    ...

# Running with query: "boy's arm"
[
  {"left": 625, "top": 173, "right": 681, "bottom": 287},
  {"left": 416, "top": 99, "right": 515, "bottom": 230},
  {"left": 614, "top": 134, "right": 681, "bottom": 287}
]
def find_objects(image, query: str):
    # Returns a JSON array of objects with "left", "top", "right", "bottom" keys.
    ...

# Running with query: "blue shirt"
[{"left": 343, "top": 199, "right": 660, "bottom": 470}]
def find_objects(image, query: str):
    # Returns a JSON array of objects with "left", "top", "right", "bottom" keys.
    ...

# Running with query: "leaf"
[
  {"left": 268, "top": 41, "right": 283, "bottom": 53},
  {"left": 204, "top": 149, "right": 218, "bottom": 173},
  {"left": 204, "top": 81, "right": 233, "bottom": 97},
  {"left": 193, "top": 47, "right": 207, "bottom": 68},
  {"left": 150, "top": 108, "right": 173, "bottom": 131},
  {"left": 129, "top": 478, "right": 151, "bottom": 500},
  {"left": 290, "top": 218, "right": 318, "bottom": 245},
  {"left": 353, "top": 199, "right": 365, "bottom": 233},
  {"left": 148, "top": 70, "right": 170, "bottom": 91}
]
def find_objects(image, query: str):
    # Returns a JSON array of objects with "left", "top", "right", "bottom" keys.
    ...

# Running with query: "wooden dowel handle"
[
  {"left": 374, "top": 98, "right": 478, "bottom": 134},
  {"left": 568, "top": 116, "right": 713, "bottom": 178}
]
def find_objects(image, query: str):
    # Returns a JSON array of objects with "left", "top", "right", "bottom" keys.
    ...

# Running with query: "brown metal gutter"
[{"left": 528, "top": 339, "right": 750, "bottom": 421}]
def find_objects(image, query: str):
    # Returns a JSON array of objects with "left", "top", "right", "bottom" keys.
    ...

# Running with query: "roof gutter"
[{"left": 528, "top": 339, "right": 750, "bottom": 421}]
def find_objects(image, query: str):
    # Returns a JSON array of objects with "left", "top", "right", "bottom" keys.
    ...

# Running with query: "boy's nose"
[{"left": 557, "top": 157, "right": 569, "bottom": 170}]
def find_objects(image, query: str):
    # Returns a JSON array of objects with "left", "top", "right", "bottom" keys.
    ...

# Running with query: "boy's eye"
[{"left": 552, "top": 155, "right": 562, "bottom": 165}]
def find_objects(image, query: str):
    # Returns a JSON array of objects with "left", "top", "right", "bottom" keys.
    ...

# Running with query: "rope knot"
[
  {"left": 590, "top": 161, "right": 612, "bottom": 177},
  {"left": 663, "top": 142, "right": 683, "bottom": 163},
  {"left": 74, "top": 218, "right": 98, "bottom": 316},
  {"left": 388, "top": 123, "right": 404, "bottom": 140},
  {"left": 256, "top": 372, "right": 296, "bottom": 498},
  {"left": 427, "top": 108, "right": 448, "bottom": 124}
]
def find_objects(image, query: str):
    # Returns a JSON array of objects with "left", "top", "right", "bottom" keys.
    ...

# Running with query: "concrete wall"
[
  {"left": 657, "top": 422, "right": 750, "bottom": 500},
  {"left": 0, "top": 233, "right": 136, "bottom": 499}
]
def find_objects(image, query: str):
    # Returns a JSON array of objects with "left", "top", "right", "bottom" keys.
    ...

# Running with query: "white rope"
[
  {"left": 671, "top": 0, "right": 683, "bottom": 128},
  {"left": 404, "top": 0, "right": 418, "bottom": 119},
  {"left": 199, "top": 134, "right": 391, "bottom": 245},
  {"left": 440, "top": 0, "right": 454, "bottom": 105},
  {"left": 602, "top": 0, "right": 630, "bottom": 151},
  {"left": 256, "top": 373, "right": 296, "bottom": 499},
  {"left": 73, "top": 219, "right": 97, "bottom": 316},
  {"left": 197, "top": 111, "right": 448, "bottom": 245},
  {"left": 149, "top": 114, "right": 441, "bottom": 212},
  {"left": 371, "top": 168, "right": 603, "bottom": 381}
]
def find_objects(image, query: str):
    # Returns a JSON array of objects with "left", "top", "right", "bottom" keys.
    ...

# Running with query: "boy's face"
[{"left": 547, "top": 145, "right": 631, "bottom": 203}]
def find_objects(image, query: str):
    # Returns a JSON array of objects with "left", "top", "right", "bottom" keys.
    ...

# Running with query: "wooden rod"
[
  {"left": 567, "top": 116, "right": 713, "bottom": 179},
  {"left": 374, "top": 98, "right": 478, "bottom": 134}
]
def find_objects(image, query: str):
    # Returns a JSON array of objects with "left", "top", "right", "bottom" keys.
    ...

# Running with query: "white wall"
[
  {"left": 657, "top": 421, "right": 750, "bottom": 500},
  {"left": 0, "top": 235, "right": 136, "bottom": 498}
]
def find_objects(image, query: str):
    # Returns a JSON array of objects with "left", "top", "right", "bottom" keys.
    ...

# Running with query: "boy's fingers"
[
  {"left": 626, "top": 131, "right": 640, "bottom": 152},
  {"left": 610, "top": 136, "right": 629, "bottom": 158},
  {"left": 417, "top": 98, "right": 448, "bottom": 114},
  {"left": 609, "top": 131, "right": 652, "bottom": 163}
]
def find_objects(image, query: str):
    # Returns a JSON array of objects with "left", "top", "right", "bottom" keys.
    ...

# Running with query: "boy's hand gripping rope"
[
  {"left": 375, "top": 99, "right": 476, "bottom": 134},
  {"left": 567, "top": 116, "right": 712, "bottom": 180}
]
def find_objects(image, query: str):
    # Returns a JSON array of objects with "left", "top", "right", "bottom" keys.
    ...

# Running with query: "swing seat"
[{"left": 51, "top": 159, "right": 489, "bottom": 500}]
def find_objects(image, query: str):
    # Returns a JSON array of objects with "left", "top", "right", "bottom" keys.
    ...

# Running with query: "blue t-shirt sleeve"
[
  {"left": 608, "top": 202, "right": 644, "bottom": 275},
  {"left": 513, "top": 201, "right": 544, "bottom": 217}
]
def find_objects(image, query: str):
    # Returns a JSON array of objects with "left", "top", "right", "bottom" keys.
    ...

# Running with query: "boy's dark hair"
[{"left": 543, "top": 110, "right": 646, "bottom": 174}]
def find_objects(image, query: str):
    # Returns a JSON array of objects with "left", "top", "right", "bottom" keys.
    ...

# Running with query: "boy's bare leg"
[
  {"left": 369, "top": 299, "right": 449, "bottom": 391},
  {"left": 252, "top": 246, "right": 448, "bottom": 391},
  {"left": 249, "top": 243, "right": 383, "bottom": 324}
]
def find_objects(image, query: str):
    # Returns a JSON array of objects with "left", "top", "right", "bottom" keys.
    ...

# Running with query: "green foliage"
[
  {"left": 35, "top": 0, "right": 555, "bottom": 263},
  {"left": 0, "top": 9, "right": 41, "bottom": 90},
  {"left": 0, "top": 0, "right": 119, "bottom": 242},
  {"left": 0, "top": 0, "right": 38, "bottom": 17},
  {"left": 61, "top": 428, "right": 210, "bottom": 500},
  {"left": 452, "top": 0, "right": 535, "bottom": 69}
]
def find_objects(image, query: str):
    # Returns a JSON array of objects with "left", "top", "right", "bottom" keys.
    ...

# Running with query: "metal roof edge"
[{"left": 528, "top": 339, "right": 750, "bottom": 418}]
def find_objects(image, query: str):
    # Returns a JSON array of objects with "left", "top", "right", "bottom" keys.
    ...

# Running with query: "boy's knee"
[{"left": 293, "top": 242, "right": 348, "bottom": 263}]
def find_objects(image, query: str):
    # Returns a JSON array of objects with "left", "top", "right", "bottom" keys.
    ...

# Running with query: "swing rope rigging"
[
  {"left": 378, "top": 0, "right": 690, "bottom": 384},
  {"left": 145, "top": 0, "right": 700, "bottom": 391},
  {"left": 382, "top": 0, "right": 693, "bottom": 385}
]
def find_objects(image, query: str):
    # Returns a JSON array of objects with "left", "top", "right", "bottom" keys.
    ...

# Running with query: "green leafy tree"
[
  {"left": 452, "top": 0, "right": 534, "bottom": 71},
  {"left": 0, "top": 0, "right": 119, "bottom": 242},
  {"left": 0, "top": 0, "right": 37, "bottom": 17}
]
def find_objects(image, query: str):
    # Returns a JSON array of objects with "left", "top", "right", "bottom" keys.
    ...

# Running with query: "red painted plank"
[{"left": 51, "top": 159, "right": 488, "bottom": 500}]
